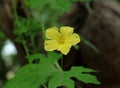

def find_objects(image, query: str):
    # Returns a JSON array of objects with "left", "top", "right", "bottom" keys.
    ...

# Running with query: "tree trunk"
[{"left": 79, "top": 0, "right": 120, "bottom": 87}]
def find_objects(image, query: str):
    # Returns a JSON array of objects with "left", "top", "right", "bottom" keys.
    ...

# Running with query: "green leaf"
[
  {"left": 48, "top": 72, "right": 74, "bottom": 88},
  {"left": 4, "top": 52, "right": 62, "bottom": 88},
  {"left": 4, "top": 64, "right": 48, "bottom": 88},
  {"left": 14, "top": 17, "right": 29, "bottom": 35},
  {"left": 45, "top": 52, "right": 62, "bottom": 63},
  {"left": 14, "top": 17, "right": 40, "bottom": 36},
  {"left": 25, "top": 0, "right": 72, "bottom": 12},
  {"left": 66, "top": 67, "right": 101, "bottom": 84},
  {"left": 25, "top": 0, "right": 49, "bottom": 9},
  {"left": 15, "top": 35, "right": 25, "bottom": 43},
  {"left": 27, "top": 52, "right": 62, "bottom": 64},
  {"left": 25, "top": 0, "right": 92, "bottom": 12},
  {"left": 4, "top": 62, "right": 56, "bottom": 88},
  {"left": 48, "top": 66, "right": 100, "bottom": 88},
  {"left": 26, "top": 53, "right": 46, "bottom": 63},
  {"left": 50, "top": 0, "right": 72, "bottom": 12}
]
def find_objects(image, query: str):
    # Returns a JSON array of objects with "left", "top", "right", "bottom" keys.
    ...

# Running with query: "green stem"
[
  {"left": 42, "top": 84, "right": 47, "bottom": 88},
  {"left": 55, "top": 61, "right": 63, "bottom": 72},
  {"left": 40, "top": 17, "right": 46, "bottom": 41},
  {"left": 22, "top": 41, "right": 29, "bottom": 56},
  {"left": 12, "top": 0, "right": 19, "bottom": 26},
  {"left": 55, "top": 54, "right": 63, "bottom": 72},
  {"left": 30, "top": 36, "right": 36, "bottom": 53}
]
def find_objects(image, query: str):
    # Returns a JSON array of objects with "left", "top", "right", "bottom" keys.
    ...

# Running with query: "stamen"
[{"left": 59, "top": 37, "right": 64, "bottom": 44}]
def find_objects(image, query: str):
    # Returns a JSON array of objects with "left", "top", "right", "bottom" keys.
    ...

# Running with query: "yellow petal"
[
  {"left": 67, "top": 33, "right": 80, "bottom": 45},
  {"left": 44, "top": 40, "right": 58, "bottom": 51},
  {"left": 60, "top": 26, "right": 73, "bottom": 36},
  {"left": 46, "top": 27, "right": 59, "bottom": 40},
  {"left": 57, "top": 44, "right": 72, "bottom": 55}
]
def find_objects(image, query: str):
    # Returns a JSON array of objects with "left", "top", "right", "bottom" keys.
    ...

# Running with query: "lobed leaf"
[
  {"left": 48, "top": 72, "right": 74, "bottom": 88},
  {"left": 4, "top": 64, "right": 48, "bottom": 88},
  {"left": 48, "top": 66, "right": 100, "bottom": 88},
  {"left": 4, "top": 52, "right": 62, "bottom": 88},
  {"left": 65, "top": 67, "right": 101, "bottom": 84},
  {"left": 27, "top": 52, "right": 62, "bottom": 64}
]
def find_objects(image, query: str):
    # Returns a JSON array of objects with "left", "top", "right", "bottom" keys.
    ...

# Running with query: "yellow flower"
[{"left": 44, "top": 26, "right": 80, "bottom": 55}]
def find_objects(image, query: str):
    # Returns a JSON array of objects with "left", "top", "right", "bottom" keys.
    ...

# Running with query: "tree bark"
[{"left": 79, "top": 0, "right": 120, "bottom": 87}]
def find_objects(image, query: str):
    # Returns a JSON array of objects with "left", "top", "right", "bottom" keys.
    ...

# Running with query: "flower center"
[{"left": 59, "top": 37, "right": 65, "bottom": 44}]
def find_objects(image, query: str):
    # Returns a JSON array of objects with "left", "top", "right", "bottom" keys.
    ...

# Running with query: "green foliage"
[
  {"left": 48, "top": 71, "right": 74, "bottom": 88},
  {"left": 3, "top": 0, "right": 100, "bottom": 88},
  {"left": 25, "top": 0, "right": 71, "bottom": 12},
  {"left": 26, "top": 52, "right": 62, "bottom": 64},
  {"left": 24, "top": 0, "right": 49, "bottom": 10},
  {"left": 50, "top": 0, "right": 72, "bottom": 12},
  {"left": 66, "top": 67, "right": 100, "bottom": 84},
  {"left": 48, "top": 67, "right": 100, "bottom": 88},
  {"left": 4, "top": 52, "right": 100, "bottom": 88},
  {"left": 4, "top": 52, "right": 61, "bottom": 88},
  {"left": 25, "top": 0, "right": 92, "bottom": 12},
  {"left": 14, "top": 17, "right": 40, "bottom": 36}
]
